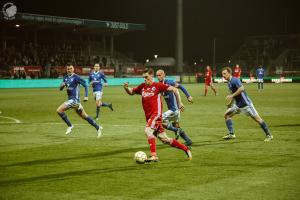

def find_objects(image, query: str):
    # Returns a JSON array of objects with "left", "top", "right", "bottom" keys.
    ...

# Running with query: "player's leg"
[
  {"left": 173, "top": 122, "right": 193, "bottom": 147},
  {"left": 98, "top": 91, "right": 113, "bottom": 111},
  {"left": 95, "top": 98, "right": 101, "bottom": 120},
  {"left": 210, "top": 83, "right": 217, "bottom": 95},
  {"left": 261, "top": 80, "right": 264, "bottom": 90},
  {"left": 204, "top": 83, "right": 208, "bottom": 96},
  {"left": 162, "top": 110, "right": 181, "bottom": 139},
  {"left": 75, "top": 105, "right": 103, "bottom": 138},
  {"left": 144, "top": 127, "right": 158, "bottom": 161},
  {"left": 56, "top": 101, "right": 73, "bottom": 134},
  {"left": 223, "top": 106, "right": 237, "bottom": 139},
  {"left": 248, "top": 105, "right": 273, "bottom": 141},
  {"left": 157, "top": 132, "right": 192, "bottom": 160}
]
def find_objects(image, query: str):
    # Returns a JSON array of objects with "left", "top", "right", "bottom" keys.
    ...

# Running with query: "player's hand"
[
  {"left": 123, "top": 82, "right": 129, "bottom": 89},
  {"left": 83, "top": 97, "right": 88, "bottom": 102},
  {"left": 225, "top": 95, "right": 233, "bottom": 101},
  {"left": 59, "top": 82, "right": 65, "bottom": 90},
  {"left": 187, "top": 96, "right": 193, "bottom": 103},
  {"left": 104, "top": 83, "right": 108, "bottom": 87},
  {"left": 179, "top": 103, "right": 185, "bottom": 112}
]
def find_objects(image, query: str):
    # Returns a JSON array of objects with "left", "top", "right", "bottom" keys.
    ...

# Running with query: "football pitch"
[{"left": 0, "top": 83, "right": 300, "bottom": 200}]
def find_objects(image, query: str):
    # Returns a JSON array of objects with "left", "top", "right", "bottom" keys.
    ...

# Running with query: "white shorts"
[
  {"left": 64, "top": 99, "right": 83, "bottom": 111},
  {"left": 257, "top": 78, "right": 264, "bottom": 83},
  {"left": 162, "top": 110, "right": 180, "bottom": 123},
  {"left": 93, "top": 91, "right": 103, "bottom": 100},
  {"left": 228, "top": 104, "right": 258, "bottom": 117}
]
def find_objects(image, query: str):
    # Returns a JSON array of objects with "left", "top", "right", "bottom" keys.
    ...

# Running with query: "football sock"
[
  {"left": 258, "top": 83, "right": 260, "bottom": 90},
  {"left": 85, "top": 116, "right": 99, "bottom": 130},
  {"left": 96, "top": 106, "right": 100, "bottom": 118},
  {"left": 167, "top": 123, "right": 179, "bottom": 133},
  {"left": 170, "top": 139, "right": 188, "bottom": 151},
  {"left": 179, "top": 130, "right": 192, "bottom": 144},
  {"left": 212, "top": 87, "right": 217, "bottom": 95},
  {"left": 260, "top": 121, "right": 271, "bottom": 136},
  {"left": 225, "top": 119, "right": 234, "bottom": 134},
  {"left": 147, "top": 137, "right": 156, "bottom": 157},
  {"left": 261, "top": 83, "right": 264, "bottom": 89},
  {"left": 58, "top": 112, "right": 72, "bottom": 127}
]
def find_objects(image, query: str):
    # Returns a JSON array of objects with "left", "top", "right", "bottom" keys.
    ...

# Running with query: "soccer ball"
[{"left": 134, "top": 151, "right": 147, "bottom": 164}]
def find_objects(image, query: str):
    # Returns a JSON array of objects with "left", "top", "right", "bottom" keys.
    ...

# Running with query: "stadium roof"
[{"left": 0, "top": 12, "right": 146, "bottom": 35}]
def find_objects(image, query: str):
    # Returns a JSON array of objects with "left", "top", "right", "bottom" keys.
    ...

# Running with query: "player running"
[
  {"left": 89, "top": 63, "right": 113, "bottom": 120},
  {"left": 156, "top": 69, "right": 193, "bottom": 147},
  {"left": 204, "top": 65, "right": 217, "bottom": 96},
  {"left": 221, "top": 67, "right": 273, "bottom": 142},
  {"left": 56, "top": 64, "right": 102, "bottom": 138},
  {"left": 123, "top": 68, "right": 192, "bottom": 162},
  {"left": 256, "top": 65, "right": 265, "bottom": 91}
]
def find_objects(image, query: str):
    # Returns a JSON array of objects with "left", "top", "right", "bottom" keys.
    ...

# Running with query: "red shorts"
[
  {"left": 146, "top": 115, "right": 164, "bottom": 133},
  {"left": 205, "top": 79, "right": 213, "bottom": 86}
]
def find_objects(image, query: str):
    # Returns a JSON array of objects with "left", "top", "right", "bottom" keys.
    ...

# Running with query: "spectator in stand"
[{"left": 233, "top": 64, "right": 242, "bottom": 79}]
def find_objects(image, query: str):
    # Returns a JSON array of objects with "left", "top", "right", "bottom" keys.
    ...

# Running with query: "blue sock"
[
  {"left": 85, "top": 116, "right": 99, "bottom": 130},
  {"left": 96, "top": 106, "right": 100, "bottom": 118},
  {"left": 58, "top": 112, "right": 72, "bottom": 127},
  {"left": 101, "top": 102, "right": 109, "bottom": 107},
  {"left": 179, "top": 130, "right": 192, "bottom": 145},
  {"left": 260, "top": 121, "right": 271, "bottom": 136},
  {"left": 167, "top": 123, "right": 179, "bottom": 133},
  {"left": 225, "top": 119, "right": 234, "bottom": 134}
]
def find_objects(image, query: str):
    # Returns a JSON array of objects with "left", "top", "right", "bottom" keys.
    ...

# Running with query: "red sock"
[
  {"left": 170, "top": 139, "right": 188, "bottom": 151},
  {"left": 147, "top": 137, "right": 157, "bottom": 156}
]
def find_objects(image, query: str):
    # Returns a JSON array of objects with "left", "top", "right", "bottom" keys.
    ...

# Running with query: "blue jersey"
[
  {"left": 228, "top": 77, "right": 252, "bottom": 108},
  {"left": 61, "top": 74, "right": 88, "bottom": 102},
  {"left": 256, "top": 68, "right": 264, "bottom": 79},
  {"left": 89, "top": 71, "right": 107, "bottom": 92},
  {"left": 162, "top": 79, "right": 191, "bottom": 112}
]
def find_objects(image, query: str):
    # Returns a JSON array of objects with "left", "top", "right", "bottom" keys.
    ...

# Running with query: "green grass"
[{"left": 0, "top": 83, "right": 300, "bottom": 200}]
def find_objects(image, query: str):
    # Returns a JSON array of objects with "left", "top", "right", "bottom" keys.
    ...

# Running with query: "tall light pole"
[
  {"left": 213, "top": 37, "right": 216, "bottom": 70},
  {"left": 176, "top": 0, "right": 183, "bottom": 74}
]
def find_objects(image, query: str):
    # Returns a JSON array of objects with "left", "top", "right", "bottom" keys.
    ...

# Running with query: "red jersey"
[
  {"left": 205, "top": 69, "right": 212, "bottom": 84},
  {"left": 233, "top": 67, "right": 242, "bottom": 78},
  {"left": 133, "top": 82, "right": 169, "bottom": 120}
]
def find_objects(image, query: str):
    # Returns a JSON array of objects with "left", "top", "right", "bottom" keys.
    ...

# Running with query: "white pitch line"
[{"left": 0, "top": 116, "right": 21, "bottom": 123}]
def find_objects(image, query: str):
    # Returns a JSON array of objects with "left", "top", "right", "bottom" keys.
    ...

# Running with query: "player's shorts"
[
  {"left": 257, "top": 78, "right": 264, "bottom": 83},
  {"left": 93, "top": 91, "right": 103, "bottom": 100},
  {"left": 146, "top": 115, "right": 164, "bottom": 133},
  {"left": 162, "top": 110, "right": 180, "bottom": 123},
  {"left": 64, "top": 99, "right": 83, "bottom": 112},
  {"left": 205, "top": 79, "right": 213, "bottom": 86},
  {"left": 228, "top": 103, "right": 258, "bottom": 117}
]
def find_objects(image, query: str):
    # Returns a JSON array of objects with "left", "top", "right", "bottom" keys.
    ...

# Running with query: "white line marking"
[{"left": 0, "top": 116, "right": 21, "bottom": 123}]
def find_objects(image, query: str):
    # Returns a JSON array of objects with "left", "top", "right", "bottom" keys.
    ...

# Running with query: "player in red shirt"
[
  {"left": 123, "top": 68, "right": 192, "bottom": 162},
  {"left": 204, "top": 65, "right": 217, "bottom": 96},
  {"left": 233, "top": 64, "right": 242, "bottom": 79}
]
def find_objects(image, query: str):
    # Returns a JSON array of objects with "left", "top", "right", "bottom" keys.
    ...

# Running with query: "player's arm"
[
  {"left": 59, "top": 79, "right": 65, "bottom": 91},
  {"left": 226, "top": 85, "right": 244, "bottom": 102},
  {"left": 167, "top": 86, "right": 184, "bottom": 112},
  {"left": 102, "top": 74, "right": 108, "bottom": 87},
  {"left": 123, "top": 82, "right": 136, "bottom": 95},
  {"left": 174, "top": 82, "right": 193, "bottom": 103},
  {"left": 78, "top": 77, "right": 89, "bottom": 101}
]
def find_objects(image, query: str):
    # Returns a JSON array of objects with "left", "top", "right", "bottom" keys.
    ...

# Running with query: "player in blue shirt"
[
  {"left": 256, "top": 65, "right": 265, "bottom": 91},
  {"left": 221, "top": 67, "right": 273, "bottom": 142},
  {"left": 56, "top": 65, "right": 103, "bottom": 138},
  {"left": 156, "top": 69, "right": 193, "bottom": 146},
  {"left": 89, "top": 64, "right": 113, "bottom": 120}
]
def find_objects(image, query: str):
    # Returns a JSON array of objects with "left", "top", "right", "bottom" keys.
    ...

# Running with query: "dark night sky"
[{"left": 6, "top": 0, "right": 300, "bottom": 64}]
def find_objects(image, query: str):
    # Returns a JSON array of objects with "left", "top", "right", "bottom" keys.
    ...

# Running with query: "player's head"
[
  {"left": 66, "top": 64, "right": 74, "bottom": 75},
  {"left": 94, "top": 63, "right": 100, "bottom": 71},
  {"left": 142, "top": 68, "right": 154, "bottom": 85},
  {"left": 222, "top": 67, "right": 232, "bottom": 80},
  {"left": 156, "top": 69, "right": 165, "bottom": 82},
  {"left": 206, "top": 65, "right": 211, "bottom": 70},
  {"left": 236, "top": 64, "right": 239, "bottom": 68}
]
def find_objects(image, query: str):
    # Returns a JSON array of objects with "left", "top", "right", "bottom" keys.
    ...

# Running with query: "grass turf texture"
[{"left": 0, "top": 83, "right": 300, "bottom": 200}]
